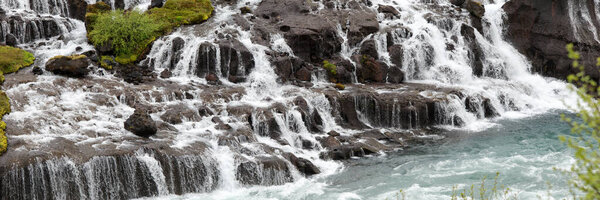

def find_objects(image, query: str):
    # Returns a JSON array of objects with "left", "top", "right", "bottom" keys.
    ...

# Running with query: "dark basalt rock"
[
  {"left": 360, "top": 39, "right": 379, "bottom": 59},
  {"left": 503, "top": 0, "right": 600, "bottom": 80},
  {"left": 354, "top": 55, "right": 389, "bottom": 83},
  {"left": 378, "top": 5, "right": 400, "bottom": 16},
  {"left": 45, "top": 55, "right": 91, "bottom": 78},
  {"left": 68, "top": 0, "right": 88, "bottom": 21},
  {"left": 124, "top": 108, "right": 157, "bottom": 137},
  {"left": 150, "top": 0, "right": 164, "bottom": 9},
  {"left": 283, "top": 152, "right": 320, "bottom": 176},
  {"left": 460, "top": 24, "right": 485, "bottom": 77},
  {"left": 195, "top": 40, "right": 254, "bottom": 80},
  {"left": 170, "top": 37, "right": 186, "bottom": 70},
  {"left": 236, "top": 156, "right": 293, "bottom": 186},
  {"left": 465, "top": 0, "right": 485, "bottom": 18},
  {"left": 5, "top": 34, "right": 17, "bottom": 47},
  {"left": 387, "top": 66, "right": 405, "bottom": 83},
  {"left": 160, "top": 104, "right": 201, "bottom": 124},
  {"left": 160, "top": 69, "right": 172, "bottom": 79},
  {"left": 31, "top": 66, "right": 43, "bottom": 75},
  {"left": 115, "top": 64, "right": 156, "bottom": 84}
]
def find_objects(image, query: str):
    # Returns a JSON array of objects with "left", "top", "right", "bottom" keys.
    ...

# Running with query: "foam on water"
[{"left": 1, "top": 0, "right": 597, "bottom": 198}]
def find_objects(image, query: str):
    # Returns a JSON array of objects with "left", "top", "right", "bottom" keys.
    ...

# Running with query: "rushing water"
[
  {"left": 0, "top": 0, "right": 595, "bottom": 199},
  {"left": 141, "top": 111, "right": 574, "bottom": 200}
]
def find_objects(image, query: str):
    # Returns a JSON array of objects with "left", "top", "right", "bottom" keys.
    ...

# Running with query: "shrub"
[
  {"left": 89, "top": 10, "right": 162, "bottom": 63},
  {"left": 561, "top": 43, "right": 600, "bottom": 199}
]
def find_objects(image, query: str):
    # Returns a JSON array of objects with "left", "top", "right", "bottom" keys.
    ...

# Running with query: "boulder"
[
  {"left": 160, "top": 104, "right": 200, "bottom": 124},
  {"left": 67, "top": 0, "right": 88, "bottom": 21},
  {"left": 283, "top": 153, "right": 320, "bottom": 176},
  {"left": 355, "top": 55, "right": 388, "bottom": 83},
  {"left": 45, "top": 55, "right": 91, "bottom": 78},
  {"left": 359, "top": 39, "right": 378, "bottom": 59},
  {"left": 149, "top": 0, "right": 164, "bottom": 9},
  {"left": 377, "top": 5, "right": 400, "bottom": 16},
  {"left": 124, "top": 108, "right": 157, "bottom": 137},
  {"left": 465, "top": 0, "right": 485, "bottom": 18},
  {"left": 160, "top": 69, "right": 172, "bottom": 79},
  {"left": 450, "top": 0, "right": 465, "bottom": 6},
  {"left": 387, "top": 67, "right": 405, "bottom": 83},
  {"left": 32, "top": 67, "right": 43, "bottom": 75}
]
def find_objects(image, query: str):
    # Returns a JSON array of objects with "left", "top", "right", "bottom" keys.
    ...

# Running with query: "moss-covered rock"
[
  {"left": 0, "top": 46, "right": 35, "bottom": 83},
  {"left": 45, "top": 54, "right": 91, "bottom": 77},
  {"left": 86, "top": 0, "right": 213, "bottom": 65}
]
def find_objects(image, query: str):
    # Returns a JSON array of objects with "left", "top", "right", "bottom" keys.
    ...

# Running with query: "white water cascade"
[{"left": 0, "top": 0, "right": 596, "bottom": 199}]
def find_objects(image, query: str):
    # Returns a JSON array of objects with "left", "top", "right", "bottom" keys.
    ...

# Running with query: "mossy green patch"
[
  {"left": 50, "top": 55, "right": 88, "bottom": 60},
  {"left": 87, "top": 0, "right": 213, "bottom": 65},
  {"left": 0, "top": 47, "right": 28, "bottom": 156},
  {"left": 0, "top": 92, "right": 10, "bottom": 156},
  {"left": 100, "top": 56, "right": 115, "bottom": 70},
  {"left": 0, "top": 46, "right": 35, "bottom": 75}
]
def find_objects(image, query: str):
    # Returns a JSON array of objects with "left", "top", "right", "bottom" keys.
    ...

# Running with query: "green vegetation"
[
  {"left": 86, "top": 0, "right": 213, "bottom": 65},
  {"left": 322, "top": 60, "right": 345, "bottom": 89},
  {"left": 322, "top": 60, "right": 337, "bottom": 76},
  {"left": 0, "top": 92, "right": 9, "bottom": 155},
  {"left": 88, "top": 10, "right": 161, "bottom": 64},
  {"left": 100, "top": 56, "right": 115, "bottom": 70},
  {"left": 561, "top": 43, "right": 600, "bottom": 199},
  {"left": 0, "top": 46, "right": 32, "bottom": 156},
  {"left": 0, "top": 46, "right": 35, "bottom": 83}
]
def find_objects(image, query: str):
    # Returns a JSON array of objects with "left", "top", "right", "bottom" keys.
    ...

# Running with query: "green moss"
[
  {"left": 334, "top": 83, "right": 345, "bottom": 90},
  {"left": 87, "top": 0, "right": 213, "bottom": 65},
  {"left": 0, "top": 47, "right": 27, "bottom": 156},
  {"left": 50, "top": 55, "right": 87, "bottom": 60},
  {"left": 0, "top": 46, "right": 35, "bottom": 77},
  {"left": 100, "top": 56, "right": 114, "bottom": 70},
  {"left": 322, "top": 60, "right": 337, "bottom": 75},
  {"left": 0, "top": 92, "right": 10, "bottom": 156}
]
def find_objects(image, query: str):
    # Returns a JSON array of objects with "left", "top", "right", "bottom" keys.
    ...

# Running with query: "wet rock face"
[
  {"left": 194, "top": 39, "right": 255, "bottom": 80},
  {"left": 0, "top": 14, "right": 75, "bottom": 45},
  {"left": 503, "top": 0, "right": 600, "bottom": 80},
  {"left": 0, "top": 148, "right": 220, "bottom": 200},
  {"left": 45, "top": 55, "right": 91, "bottom": 78},
  {"left": 124, "top": 108, "right": 158, "bottom": 137},
  {"left": 236, "top": 156, "right": 293, "bottom": 186}
]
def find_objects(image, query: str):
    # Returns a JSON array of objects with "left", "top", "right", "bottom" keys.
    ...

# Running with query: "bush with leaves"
[{"left": 561, "top": 43, "right": 600, "bottom": 200}]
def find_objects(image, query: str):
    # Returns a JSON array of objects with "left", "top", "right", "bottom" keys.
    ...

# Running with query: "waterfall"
[{"left": 0, "top": 0, "right": 595, "bottom": 199}]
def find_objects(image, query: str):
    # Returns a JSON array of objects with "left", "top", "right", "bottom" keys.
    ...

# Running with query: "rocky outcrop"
[
  {"left": 45, "top": 55, "right": 91, "bottom": 78},
  {"left": 194, "top": 39, "right": 255, "bottom": 81},
  {"left": 124, "top": 108, "right": 158, "bottom": 137},
  {"left": 0, "top": 14, "right": 75, "bottom": 45},
  {"left": 503, "top": 0, "right": 600, "bottom": 80}
]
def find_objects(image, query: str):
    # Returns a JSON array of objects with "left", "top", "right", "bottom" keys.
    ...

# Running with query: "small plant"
[{"left": 323, "top": 60, "right": 337, "bottom": 75}]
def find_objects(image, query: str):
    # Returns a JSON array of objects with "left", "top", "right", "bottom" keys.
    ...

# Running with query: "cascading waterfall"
[{"left": 0, "top": 0, "right": 596, "bottom": 199}]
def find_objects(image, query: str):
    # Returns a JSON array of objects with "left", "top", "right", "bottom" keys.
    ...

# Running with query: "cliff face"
[{"left": 504, "top": 0, "right": 600, "bottom": 80}]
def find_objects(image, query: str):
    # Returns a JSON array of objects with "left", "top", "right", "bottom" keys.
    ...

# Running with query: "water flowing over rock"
[
  {"left": 503, "top": 0, "right": 600, "bottom": 80},
  {"left": 0, "top": 0, "right": 595, "bottom": 198}
]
